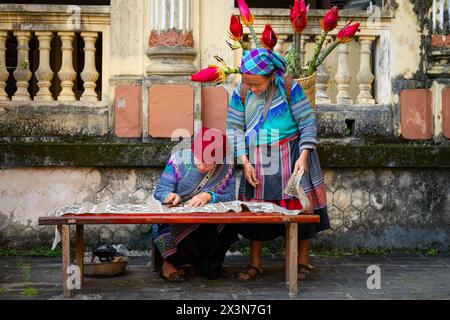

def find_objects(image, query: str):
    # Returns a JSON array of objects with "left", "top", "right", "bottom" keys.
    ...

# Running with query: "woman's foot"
[
  {"left": 298, "top": 264, "right": 314, "bottom": 281},
  {"left": 220, "top": 266, "right": 238, "bottom": 279},
  {"left": 160, "top": 260, "right": 186, "bottom": 282},
  {"left": 238, "top": 265, "right": 263, "bottom": 281}
]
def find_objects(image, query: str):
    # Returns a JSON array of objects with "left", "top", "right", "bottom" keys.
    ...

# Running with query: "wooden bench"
[{"left": 38, "top": 212, "right": 320, "bottom": 298}]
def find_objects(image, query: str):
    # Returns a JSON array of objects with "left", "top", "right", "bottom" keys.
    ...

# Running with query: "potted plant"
[{"left": 191, "top": 0, "right": 361, "bottom": 108}]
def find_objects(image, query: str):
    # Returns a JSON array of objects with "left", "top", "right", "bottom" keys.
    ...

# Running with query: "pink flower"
[
  {"left": 229, "top": 15, "right": 243, "bottom": 41},
  {"left": 237, "top": 0, "right": 254, "bottom": 26},
  {"left": 191, "top": 66, "right": 222, "bottom": 83},
  {"left": 321, "top": 6, "right": 339, "bottom": 32},
  {"left": 337, "top": 21, "right": 360, "bottom": 43},
  {"left": 290, "top": 0, "right": 309, "bottom": 33},
  {"left": 261, "top": 24, "right": 277, "bottom": 49}
]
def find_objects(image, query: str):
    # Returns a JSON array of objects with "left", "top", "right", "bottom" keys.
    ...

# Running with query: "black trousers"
[{"left": 165, "top": 224, "right": 239, "bottom": 279}]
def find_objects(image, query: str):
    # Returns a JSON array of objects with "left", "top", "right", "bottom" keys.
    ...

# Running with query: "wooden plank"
[
  {"left": 38, "top": 213, "right": 320, "bottom": 226},
  {"left": 76, "top": 225, "right": 84, "bottom": 285},
  {"left": 62, "top": 225, "right": 72, "bottom": 299},
  {"left": 287, "top": 223, "right": 298, "bottom": 297}
]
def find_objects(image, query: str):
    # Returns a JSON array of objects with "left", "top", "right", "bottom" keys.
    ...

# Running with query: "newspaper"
[{"left": 50, "top": 197, "right": 302, "bottom": 249}]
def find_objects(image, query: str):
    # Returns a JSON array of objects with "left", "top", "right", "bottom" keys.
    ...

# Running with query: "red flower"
[
  {"left": 229, "top": 15, "right": 243, "bottom": 41},
  {"left": 191, "top": 66, "right": 222, "bottom": 83},
  {"left": 290, "top": 0, "right": 309, "bottom": 33},
  {"left": 337, "top": 21, "right": 360, "bottom": 43},
  {"left": 321, "top": 6, "right": 339, "bottom": 32},
  {"left": 237, "top": 0, "right": 254, "bottom": 26},
  {"left": 261, "top": 24, "right": 277, "bottom": 49}
]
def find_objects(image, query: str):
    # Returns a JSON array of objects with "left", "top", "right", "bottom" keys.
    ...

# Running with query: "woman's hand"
[
  {"left": 185, "top": 192, "right": 213, "bottom": 207},
  {"left": 294, "top": 149, "right": 310, "bottom": 176},
  {"left": 163, "top": 193, "right": 181, "bottom": 206},
  {"left": 241, "top": 156, "right": 259, "bottom": 188}
]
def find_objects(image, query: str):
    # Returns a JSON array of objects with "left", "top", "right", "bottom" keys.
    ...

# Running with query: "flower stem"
[
  {"left": 239, "top": 40, "right": 248, "bottom": 51},
  {"left": 315, "top": 40, "right": 340, "bottom": 71},
  {"left": 305, "top": 31, "right": 327, "bottom": 77},
  {"left": 294, "top": 32, "right": 301, "bottom": 78},
  {"left": 249, "top": 25, "right": 261, "bottom": 48},
  {"left": 225, "top": 67, "right": 242, "bottom": 75}
]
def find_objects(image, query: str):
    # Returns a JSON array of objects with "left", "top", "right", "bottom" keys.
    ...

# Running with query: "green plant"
[
  {"left": 425, "top": 248, "right": 438, "bottom": 256},
  {"left": 21, "top": 287, "right": 39, "bottom": 297},
  {"left": 0, "top": 246, "right": 62, "bottom": 257},
  {"left": 20, "top": 59, "right": 30, "bottom": 69}
]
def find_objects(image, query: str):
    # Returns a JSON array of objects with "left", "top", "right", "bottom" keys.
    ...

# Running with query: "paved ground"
[{"left": 1, "top": 253, "right": 449, "bottom": 300}]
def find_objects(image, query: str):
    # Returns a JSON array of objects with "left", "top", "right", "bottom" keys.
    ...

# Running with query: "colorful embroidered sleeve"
[
  {"left": 204, "top": 166, "right": 236, "bottom": 203},
  {"left": 289, "top": 81, "right": 317, "bottom": 151},
  {"left": 227, "top": 83, "right": 247, "bottom": 157},
  {"left": 153, "top": 154, "right": 181, "bottom": 203}
]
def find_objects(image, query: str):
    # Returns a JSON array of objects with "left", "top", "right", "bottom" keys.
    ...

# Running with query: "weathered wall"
[
  {"left": 110, "top": 0, "right": 148, "bottom": 77},
  {"left": 1, "top": 167, "right": 449, "bottom": 250},
  {"left": 390, "top": 1, "right": 425, "bottom": 80}
]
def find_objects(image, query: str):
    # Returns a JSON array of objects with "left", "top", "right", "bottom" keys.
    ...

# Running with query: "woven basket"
[{"left": 296, "top": 72, "right": 317, "bottom": 110}]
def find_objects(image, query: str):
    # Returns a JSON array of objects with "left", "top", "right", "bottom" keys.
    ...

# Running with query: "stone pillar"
[
  {"left": 0, "top": 31, "right": 9, "bottom": 101},
  {"left": 274, "top": 34, "right": 288, "bottom": 55},
  {"left": 146, "top": 0, "right": 197, "bottom": 76},
  {"left": 57, "top": 32, "right": 77, "bottom": 101},
  {"left": 146, "top": 0, "right": 199, "bottom": 138},
  {"left": 80, "top": 32, "right": 99, "bottom": 102},
  {"left": 12, "top": 31, "right": 32, "bottom": 101},
  {"left": 35, "top": 32, "right": 54, "bottom": 102},
  {"left": 315, "top": 35, "right": 331, "bottom": 104},
  {"left": 357, "top": 36, "right": 376, "bottom": 105},
  {"left": 335, "top": 43, "right": 353, "bottom": 105}
]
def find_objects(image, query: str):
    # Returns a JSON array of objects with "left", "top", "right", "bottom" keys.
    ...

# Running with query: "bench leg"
[
  {"left": 286, "top": 223, "right": 298, "bottom": 297},
  {"left": 285, "top": 223, "right": 291, "bottom": 285},
  {"left": 61, "top": 225, "right": 72, "bottom": 299},
  {"left": 76, "top": 225, "right": 84, "bottom": 285}
]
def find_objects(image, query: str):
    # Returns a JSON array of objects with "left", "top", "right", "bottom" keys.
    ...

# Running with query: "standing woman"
[{"left": 227, "top": 48, "right": 330, "bottom": 281}]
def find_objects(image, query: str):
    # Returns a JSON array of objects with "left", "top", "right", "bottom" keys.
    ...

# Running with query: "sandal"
[
  {"left": 298, "top": 264, "right": 314, "bottom": 281},
  {"left": 159, "top": 269, "right": 186, "bottom": 283},
  {"left": 219, "top": 266, "right": 238, "bottom": 279},
  {"left": 238, "top": 265, "right": 263, "bottom": 282}
]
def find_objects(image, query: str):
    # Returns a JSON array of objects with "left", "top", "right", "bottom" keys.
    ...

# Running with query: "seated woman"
[{"left": 152, "top": 127, "right": 238, "bottom": 282}]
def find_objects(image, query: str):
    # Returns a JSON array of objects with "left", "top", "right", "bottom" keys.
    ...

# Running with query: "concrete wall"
[{"left": 1, "top": 167, "right": 449, "bottom": 250}]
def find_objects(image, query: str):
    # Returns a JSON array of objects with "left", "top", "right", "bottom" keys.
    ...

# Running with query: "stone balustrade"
[
  {"left": 0, "top": 4, "right": 110, "bottom": 102},
  {"left": 237, "top": 8, "right": 394, "bottom": 106}
]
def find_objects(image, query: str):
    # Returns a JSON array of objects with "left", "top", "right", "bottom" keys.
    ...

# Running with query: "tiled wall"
[{"left": 1, "top": 167, "right": 449, "bottom": 250}]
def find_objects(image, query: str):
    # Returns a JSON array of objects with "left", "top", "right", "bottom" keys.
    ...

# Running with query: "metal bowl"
[{"left": 83, "top": 260, "right": 128, "bottom": 277}]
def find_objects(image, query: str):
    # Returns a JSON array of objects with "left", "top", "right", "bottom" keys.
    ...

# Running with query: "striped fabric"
[{"left": 227, "top": 79, "right": 317, "bottom": 158}]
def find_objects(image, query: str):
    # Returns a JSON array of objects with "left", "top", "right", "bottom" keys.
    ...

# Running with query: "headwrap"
[
  {"left": 192, "top": 127, "right": 227, "bottom": 164},
  {"left": 240, "top": 48, "right": 288, "bottom": 100}
]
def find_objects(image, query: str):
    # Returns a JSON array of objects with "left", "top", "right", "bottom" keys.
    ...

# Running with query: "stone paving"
[{"left": 1, "top": 253, "right": 449, "bottom": 300}]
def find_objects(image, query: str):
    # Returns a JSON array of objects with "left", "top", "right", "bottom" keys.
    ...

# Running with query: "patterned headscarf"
[{"left": 241, "top": 48, "right": 288, "bottom": 100}]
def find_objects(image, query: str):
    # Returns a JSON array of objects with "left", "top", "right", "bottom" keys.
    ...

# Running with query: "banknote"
[{"left": 284, "top": 171, "right": 311, "bottom": 213}]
